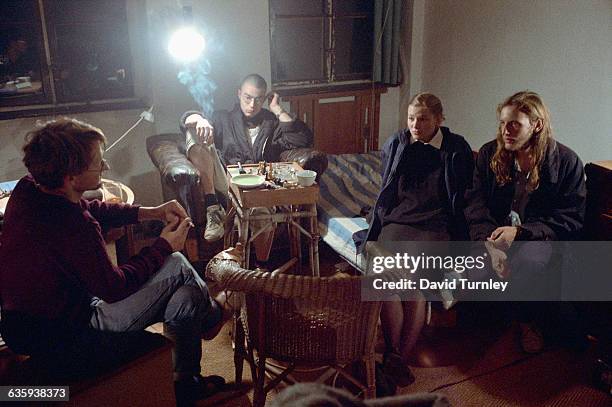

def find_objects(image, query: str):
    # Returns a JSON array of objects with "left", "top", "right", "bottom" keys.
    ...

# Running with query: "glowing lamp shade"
[{"left": 168, "top": 27, "right": 206, "bottom": 63}]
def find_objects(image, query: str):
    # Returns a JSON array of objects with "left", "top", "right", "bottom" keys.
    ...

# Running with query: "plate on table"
[{"left": 232, "top": 174, "right": 265, "bottom": 189}]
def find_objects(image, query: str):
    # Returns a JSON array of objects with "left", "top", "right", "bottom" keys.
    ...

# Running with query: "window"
[
  {"left": 269, "top": 0, "right": 374, "bottom": 86},
  {"left": 0, "top": 0, "right": 138, "bottom": 117},
  {"left": 0, "top": 1, "right": 47, "bottom": 107}
]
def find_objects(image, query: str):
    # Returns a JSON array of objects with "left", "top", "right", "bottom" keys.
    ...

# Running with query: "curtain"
[{"left": 373, "top": 0, "right": 402, "bottom": 85}]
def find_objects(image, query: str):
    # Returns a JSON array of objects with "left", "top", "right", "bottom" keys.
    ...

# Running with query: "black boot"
[{"left": 174, "top": 374, "right": 226, "bottom": 407}]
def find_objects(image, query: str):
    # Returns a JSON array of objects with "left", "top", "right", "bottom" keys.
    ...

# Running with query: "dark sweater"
[
  {"left": 383, "top": 141, "right": 449, "bottom": 228},
  {"left": 464, "top": 139, "right": 586, "bottom": 241},
  {"left": 0, "top": 175, "right": 172, "bottom": 327},
  {"left": 359, "top": 127, "right": 474, "bottom": 247}
]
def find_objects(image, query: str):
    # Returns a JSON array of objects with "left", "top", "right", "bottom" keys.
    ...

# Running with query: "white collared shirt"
[
  {"left": 409, "top": 127, "right": 443, "bottom": 149},
  {"left": 247, "top": 125, "right": 261, "bottom": 146}
]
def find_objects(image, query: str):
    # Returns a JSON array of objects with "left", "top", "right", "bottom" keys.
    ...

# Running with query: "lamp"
[
  {"left": 167, "top": 6, "right": 206, "bottom": 63},
  {"left": 106, "top": 5, "right": 206, "bottom": 153}
]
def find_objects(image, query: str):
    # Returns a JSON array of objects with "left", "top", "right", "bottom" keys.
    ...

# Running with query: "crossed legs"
[
  {"left": 187, "top": 145, "right": 274, "bottom": 263},
  {"left": 89, "top": 252, "right": 222, "bottom": 379},
  {"left": 188, "top": 144, "right": 216, "bottom": 196}
]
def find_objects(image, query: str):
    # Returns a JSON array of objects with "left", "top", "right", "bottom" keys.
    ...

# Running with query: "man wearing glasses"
[
  {"left": 180, "top": 74, "right": 312, "bottom": 268},
  {"left": 0, "top": 118, "right": 230, "bottom": 404}
]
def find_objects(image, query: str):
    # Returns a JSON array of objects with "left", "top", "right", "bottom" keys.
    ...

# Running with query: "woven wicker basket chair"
[{"left": 206, "top": 255, "right": 382, "bottom": 406}]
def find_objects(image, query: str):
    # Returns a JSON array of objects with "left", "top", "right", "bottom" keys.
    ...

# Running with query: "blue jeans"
[{"left": 89, "top": 253, "right": 221, "bottom": 376}]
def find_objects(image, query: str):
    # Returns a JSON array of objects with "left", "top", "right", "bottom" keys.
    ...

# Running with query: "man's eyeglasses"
[
  {"left": 86, "top": 159, "right": 110, "bottom": 172},
  {"left": 240, "top": 93, "right": 266, "bottom": 105}
]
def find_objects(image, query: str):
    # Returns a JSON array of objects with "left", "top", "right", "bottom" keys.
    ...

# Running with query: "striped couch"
[{"left": 317, "top": 151, "right": 382, "bottom": 272}]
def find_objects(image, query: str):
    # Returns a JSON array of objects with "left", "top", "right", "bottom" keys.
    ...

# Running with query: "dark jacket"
[
  {"left": 180, "top": 105, "right": 313, "bottom": 166},
  {"left": 464, "top": 139, "right": 586, "bottom": 241},
  {"left": 359, "top": 127, "right": 474, "bottom": 247}
]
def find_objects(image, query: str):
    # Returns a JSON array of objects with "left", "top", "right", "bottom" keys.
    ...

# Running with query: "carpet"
[{"left": 189, "top": 318, "right": 609, "bottom": 406}]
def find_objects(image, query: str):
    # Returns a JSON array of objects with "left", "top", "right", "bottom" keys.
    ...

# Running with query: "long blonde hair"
[{"left": 491, "top": 91, "right": 553, "bottom": 190}]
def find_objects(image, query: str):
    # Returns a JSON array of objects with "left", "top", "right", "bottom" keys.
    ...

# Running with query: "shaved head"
[{"left": 240, "top": 74, "right": 267, "bottom": 92}]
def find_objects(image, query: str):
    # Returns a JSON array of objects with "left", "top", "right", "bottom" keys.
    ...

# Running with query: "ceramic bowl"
[{"left": 296, "top": 170, "right": 317, "bottom": 187}]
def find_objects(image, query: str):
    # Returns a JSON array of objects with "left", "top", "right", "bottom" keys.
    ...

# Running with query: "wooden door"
[
  {"left": 314, "top": 96, "right": 361, "bottom": 154},
  {"left": 280, "top": 85, "right": 386, "bottom": 155}
]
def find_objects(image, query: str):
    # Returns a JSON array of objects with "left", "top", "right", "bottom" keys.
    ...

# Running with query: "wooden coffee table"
[{"left": 226, "top": 162, "right": 320, "bottom": 276}]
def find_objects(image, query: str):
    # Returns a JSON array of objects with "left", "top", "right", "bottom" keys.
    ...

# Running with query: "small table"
[{"left": 226, "top": 163, "right": 320, "bottom": 276}]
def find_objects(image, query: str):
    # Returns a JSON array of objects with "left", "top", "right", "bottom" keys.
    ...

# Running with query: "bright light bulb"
[{"left": 168, "top": 27, "right": 206, "bottom": 63}]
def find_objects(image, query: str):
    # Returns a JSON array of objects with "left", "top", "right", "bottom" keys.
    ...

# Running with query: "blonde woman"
[{"left": 362, "top": 93, "right": 474, "bottom": 386}]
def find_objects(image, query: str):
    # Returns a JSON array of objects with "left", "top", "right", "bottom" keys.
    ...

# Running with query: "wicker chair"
[{"left": 206, "top": 256, "right": 382, "bottom": 406}]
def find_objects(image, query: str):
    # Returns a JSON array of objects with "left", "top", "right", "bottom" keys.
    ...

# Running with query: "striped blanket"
[
  {"left": 317, "top": 151, "right": 459, "bottom": 306},
  {"left": 317, "top": 151, "right": 382, "bottom": 271}
]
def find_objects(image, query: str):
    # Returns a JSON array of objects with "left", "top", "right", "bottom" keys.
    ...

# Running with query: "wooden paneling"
[
  {"left": 315, "top": 100, "right": 359, "bottom": 154},
  {"left": 282, "top": 85, "right": 386, "bottom": 155},
  {"left": 295, "top": 96, "right": 314, "bottom": 130}
]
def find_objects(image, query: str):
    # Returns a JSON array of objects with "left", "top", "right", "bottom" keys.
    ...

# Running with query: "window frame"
[
  {"left": 0, "top": 0, "right": 144, "bottom": 120},
  {"left": 0, "top": 0, "right": 53, "bottom": 108},
  {"left": 269, "top": 0, "right": 374, "bottom": 88}
]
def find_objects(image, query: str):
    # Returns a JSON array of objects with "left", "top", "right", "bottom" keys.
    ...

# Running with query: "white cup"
[{"left": 296, "top": 170, "right": 317, "bottom": 187}]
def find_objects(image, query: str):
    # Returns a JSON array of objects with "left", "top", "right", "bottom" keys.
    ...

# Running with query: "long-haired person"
[{"left": 465, "top": 90, "right": 587, "bottom": 353}]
